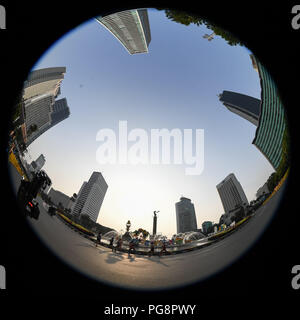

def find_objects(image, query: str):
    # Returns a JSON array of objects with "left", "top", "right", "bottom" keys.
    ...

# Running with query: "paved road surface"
[{"left": 8, "top": 162, "right": 286, "bottom": 290}]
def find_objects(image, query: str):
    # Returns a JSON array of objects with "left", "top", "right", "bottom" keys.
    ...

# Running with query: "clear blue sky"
[{"left": 25, "top": 8, "right": 274, "bottom": 237}]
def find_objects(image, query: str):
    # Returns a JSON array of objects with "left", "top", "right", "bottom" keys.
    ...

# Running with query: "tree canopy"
[{"left": 157, "top": 8, "right": 244, "bottom": 47}]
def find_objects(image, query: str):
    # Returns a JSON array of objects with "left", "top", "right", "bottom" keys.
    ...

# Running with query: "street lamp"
[{"left": 126, "top": 220, "right": 131, "bottom": 233}]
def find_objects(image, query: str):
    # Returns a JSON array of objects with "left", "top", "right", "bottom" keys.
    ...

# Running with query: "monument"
[{"left": 153, "top": 211, "right": 159, "bottom": 236}]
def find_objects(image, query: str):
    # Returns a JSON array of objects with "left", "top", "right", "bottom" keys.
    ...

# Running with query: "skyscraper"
[
  {"left": 26, "top": 97, "right": 70, "bottom": 145},
  {"left": 219, "top": 90, "right": 261, "bottom": 126},
  {"left": 72, "top": 172, "right": 108, "bottom": 223},
  {"left": 23, "top": 68, "right": 70, "bottom": 146},
  {"left": 24, "top": 94, "right": 54, "bottom": 138},
  {"left": 250, "top": 54, "right": 287, "bottom": 170},
  {"left": 216, "top": 173, "right": 249, "bottom": 214},
  {"left": 51, "top": 98, "right": 70, "bottom": 126},
  {"left": 23, "top": 67, "right": 66, "bottom": 100},
  {"left": 175, "top": 197, "right": 197, "bottom": 234},
  {"left": 95, "top": 9, "right": 151, "bottom": 54}
]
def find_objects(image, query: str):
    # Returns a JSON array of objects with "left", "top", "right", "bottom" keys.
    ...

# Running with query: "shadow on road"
[
  {"left": 105, "top": 252, "right": 125, "bottom": 264},
  {"left": 75, "top": 242, "right": 97, "bottom": 249},
  {"left": 127, "top": 254, "right": 136, "bottom": 262},
  {"left": 144, "top": 256, "right": 170, "bottom": 267}
]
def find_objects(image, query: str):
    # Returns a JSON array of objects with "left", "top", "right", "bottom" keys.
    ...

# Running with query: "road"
[{"left": 8, "top": 162, "right": 287, "bottom": 290}]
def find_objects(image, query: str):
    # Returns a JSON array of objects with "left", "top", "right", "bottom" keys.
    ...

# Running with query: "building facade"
[
  {"left": 48, "top": 188, "right": 70, "bottom": 208},
  {"left": 51, "top": 98, "right": 70, "bottom": 126},
  {"left": 23, "top": 67, "right": 66, "bottom": 100},
  {"left": 72, "top": 172, "right": 108, "bottom": 223},
  {"left": 219, "top": 90, "right": 261, "bottom": 126},
  {"left": 250, "top": 54, "right": 287, "bottom": 170},
  {"left": 175, "top": 197, "right": 197, "bottom": 234},
  {"left": 26, "top": 97, "right": 70, "bottom": 145},
  {"left": 22, "top": 67, "right": 69, "bottom": 146},
  {"left": 216, "top": 173, "right": 249, "bottom": 214},
  {"left": 24, "top": 94, "right": 54, "bottom": 139},
  {"left": 256, "top": 182, "right": 270, "bottom": 199},
  {"left": 30, "top": 154, "right": 45, "bottom": 172},
  {"left": 95, "top": 9, "right": 151, "bottom": 54}
]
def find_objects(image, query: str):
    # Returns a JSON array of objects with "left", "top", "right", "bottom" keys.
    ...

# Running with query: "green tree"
[
  {"left": 265, "top": 117, "right": 290, "bottom": 193},
  {"left": 133, "top": 228, "right": 150, "bottom": 239},
  {"left": 157, "top": 8, "right": 243, "bottom": 46}
]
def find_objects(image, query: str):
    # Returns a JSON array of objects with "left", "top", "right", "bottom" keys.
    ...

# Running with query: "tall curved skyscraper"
[
  {"left": 219, "top": 90, "right": 261, "bottom": 126},
  {"left": 23, "top": 67, "right": 66, "bottom": 100},
  {"left": 250, "top": 54, "right": 287, "bottom": 170},
  {"left": 95, "top": 9, "right": 151, "bottom": 55},
  {"left": 22, "top": 67, "right": 70, "bottom": 146}
]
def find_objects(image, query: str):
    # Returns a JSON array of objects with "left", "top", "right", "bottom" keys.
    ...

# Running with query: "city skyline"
[{"left": 22, "top": 8, "right": 274, "bottom": 238}]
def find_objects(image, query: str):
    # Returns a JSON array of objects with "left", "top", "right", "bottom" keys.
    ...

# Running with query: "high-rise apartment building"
[
  {"left": 24, "top": 94, "right": 54, "bottom": 137},
  {"left": 175, "top": 197, "right": 197, "bottom": 233},
  {"left": 219, "top": 90, "right": 261, "bottom": 126},
  {"left": 72, "top": 172, "right": 108, "bottom": 223},
  {"left": 250, "top": 54, "right": 287, "bottom": 170},
  {"left": 22, "top": 67, "right": 70, "bottom": 146},
  {"left": 95, "top": 9, "right": 151, "bottom": 54},
  {"left": 23, "top": 67, "right": 66, "bottom": 100},
  {"left": 26, "top": 97, "right": 70, "bottom": 145},
  {"left": 216, "top": 173, "right": 249, "bottom": 214},
  {"left": 51, "top": 98, "right": 70, "bottom": 126}
]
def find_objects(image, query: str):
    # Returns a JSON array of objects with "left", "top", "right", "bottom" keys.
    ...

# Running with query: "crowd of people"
[{"left": 95, "top": 232, "right": 169, "bottom": 257}]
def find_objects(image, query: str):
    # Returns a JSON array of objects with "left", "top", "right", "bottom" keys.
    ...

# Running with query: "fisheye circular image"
[{"left": 7, "top": 7, "right": 290, "bottom": 291}]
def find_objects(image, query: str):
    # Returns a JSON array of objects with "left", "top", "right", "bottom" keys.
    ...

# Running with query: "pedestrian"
[
  {"left": 110, "top": 236, "right": 114, "bottom": 251},
  {"left": 116, "top": 238, "right": 123, "bottom": 252},
  {"left": 128, "top": 239, "right": 135, "bottom": 257},
  {"left": 159, "top": 241, "right": 168, "bottom": 256},
  {"left": 95, "top": 232, "right": 102, "bottom": 247},
  {"left": 148, "top": 241, "right": 155, "bottom": 257}
]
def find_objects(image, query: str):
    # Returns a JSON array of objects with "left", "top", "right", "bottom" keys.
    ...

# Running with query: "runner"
[
  {"left": 116, "top": 238, "right": 123, "bottom": 252},
  {"left": 159, "top": 241, "right": 168, "bottom": 256},
  {"left": 148, "top": 241, "right": 155, "bottom": 257},
  {"left": 128, "top": 239, "right": 135, "bottom": 257}
]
